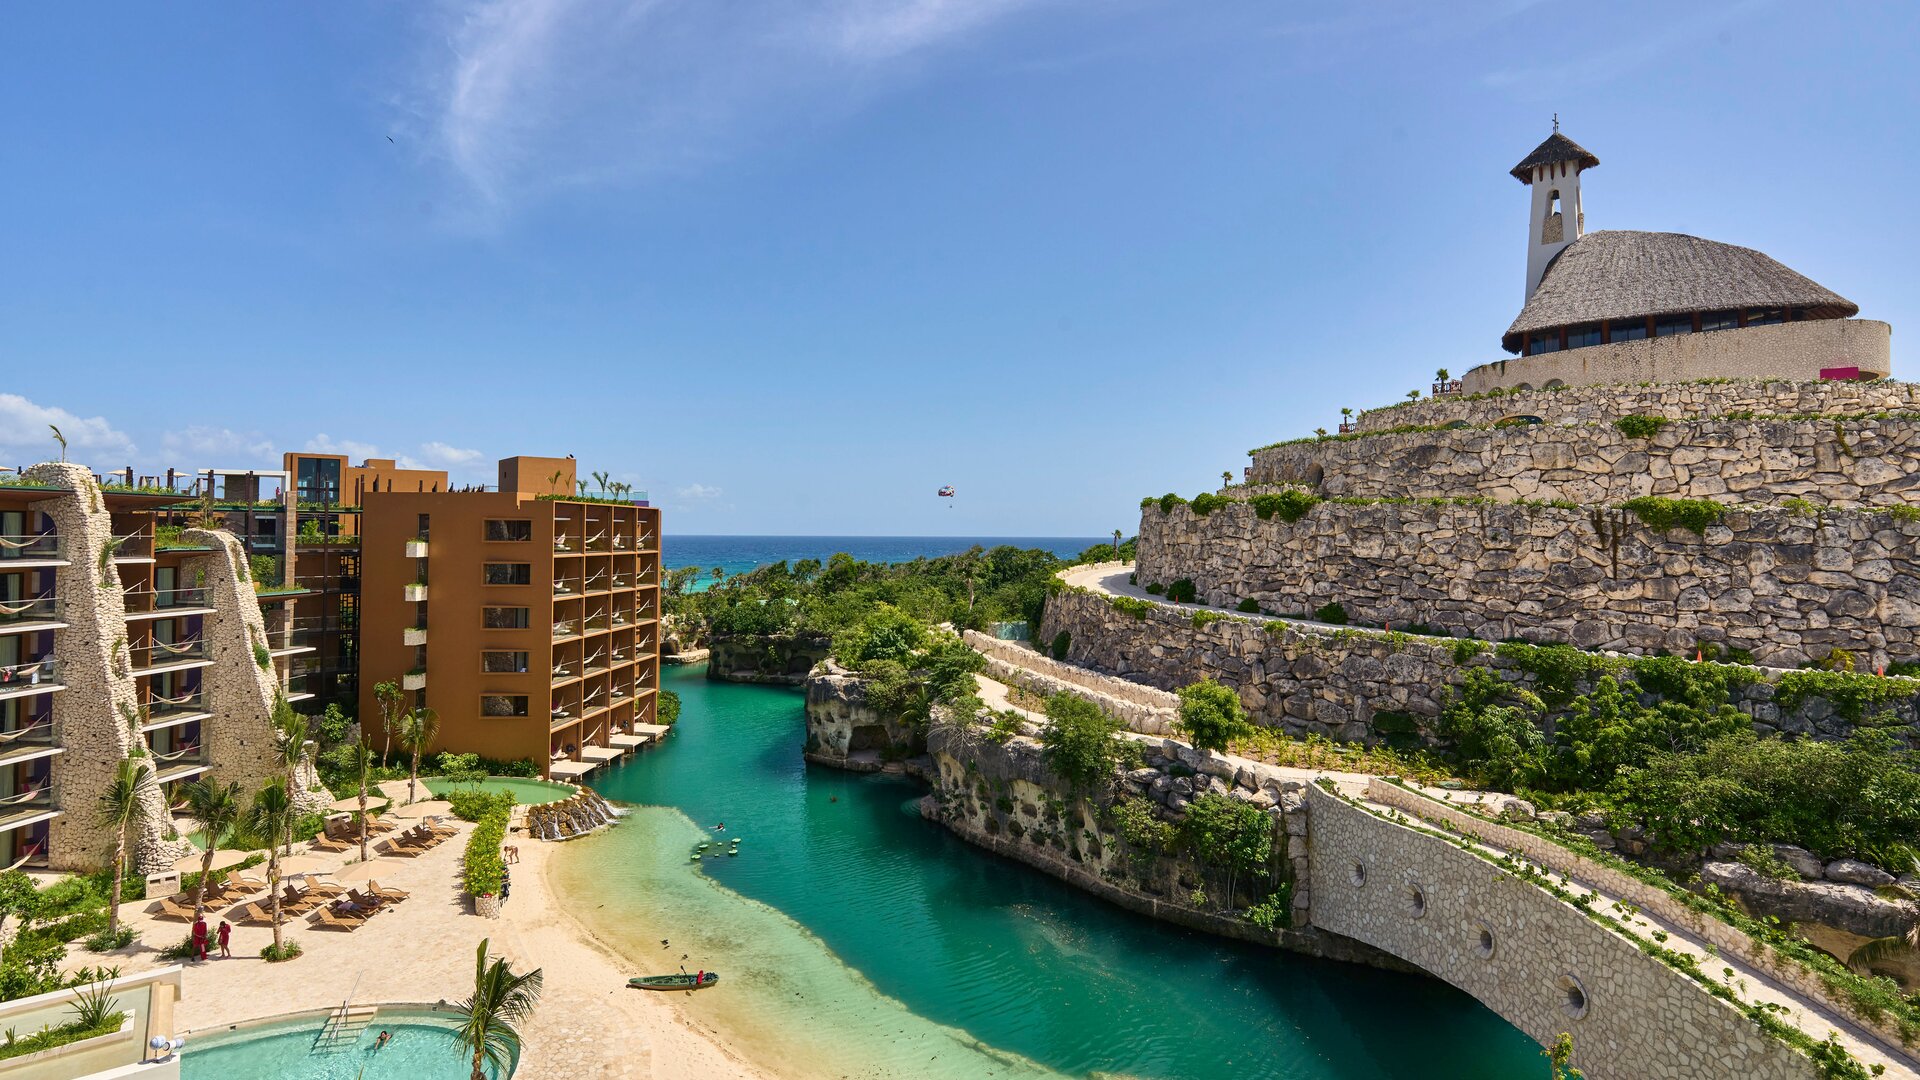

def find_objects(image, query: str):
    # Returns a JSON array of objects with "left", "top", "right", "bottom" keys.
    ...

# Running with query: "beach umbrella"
[
  {"left": 276, "top": 853, "right": 334, "bottom": 876},
  {"left": 332, "top": 858, "right": 404, "bottom": 882},
  {"left": 391, "top": 799, "right": 453, "bottom": 819},
  {"left": 170, "top": 848, "right": 250, "bottom": 874},
  {"left": 326, "top": 795, "right": 373, "bottom": 813}
]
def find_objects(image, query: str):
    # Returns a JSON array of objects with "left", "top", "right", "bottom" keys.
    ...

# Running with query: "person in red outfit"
[
  {"left": 190, "top": 917, "right": 209, "bottom": 962},
  {"left": 217, "top": 919, "right": 231, "bottom": 959}
]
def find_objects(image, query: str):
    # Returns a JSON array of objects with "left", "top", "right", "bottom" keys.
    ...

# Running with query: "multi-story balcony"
[
  {"left": 0, "top": 716, "right": 57, "bottom": 769},
  {"left": 0, "top": 533, "right": 63, "bottom": 567},
  {"left": 0, "top": 783, "right": 58, "bottom": 835},
  {"left": 553, "top": 577, "right": 581, "bottom": 598},
  {"left": 151, "top": 742, "right": 209, "bottom": 785},
  {"left": 130, "top": 640, "right": 211, "bottom": 675},
  {"left": 143, "top": 687, "right": 210, "bottom": 729},
  {"left": 0, "top": 597, "right": 61, "bottom": 635},
  {"left": 124, "top": 586, "right": 212, "bottom": 621},
  {"left": 0, "top": 659, "right": 62, "bottom": 702}
]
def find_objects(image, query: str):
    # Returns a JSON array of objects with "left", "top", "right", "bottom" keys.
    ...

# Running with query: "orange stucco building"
[{"left": 355, "top": 456, "right": 662, "bottom": 777}]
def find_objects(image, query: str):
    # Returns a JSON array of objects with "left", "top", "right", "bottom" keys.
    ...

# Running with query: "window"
[
  {"left": 1527, "top": 331, "right": 1561, "bottom": 354},
  {"left": 1745, "top": 307, "right": 1785, "bottom": 326},
  {"left": 483, "top": 607, "right": 530, "bottom": 629},
  {"left": 296, "top": 457, "right": 341, "bottom": 504},
  {"left": 484, "top": 563, "right": 532, "bottom": 586},
  {"left": 417, "top": 514, "right": 431, "bottom": 542},
  {"left": 1565, "top": 324, "right": 1602, "bottom": 349},
  {"left": 1654, "top": 314, "right": 1693, "bottom": 337},
  {"left": 485, "top": 519, "right": 533, "bottom": 542},
  {"left": 482, "top": 650, "right": 530, "bottom": 673},
  {"left": 1607, "top": 318, "right": 1648, "bottom": 343},
  {"left": 1699, "top": 310, "right": 1738, "bottom": 332},
  {"left": 480, "top": 695, "right": 529, "bottom": 717}
]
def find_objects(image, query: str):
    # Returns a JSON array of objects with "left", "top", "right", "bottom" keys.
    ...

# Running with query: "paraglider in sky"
[{"left": 937, "top": 485, "right": 955, "bottom": 498}]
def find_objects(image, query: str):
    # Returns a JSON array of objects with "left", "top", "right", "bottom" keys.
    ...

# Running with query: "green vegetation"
[
  {"left": 1313, "top": 601, "right": 1347, "bottom": 625},
  {"left": 1249, "top": 489, "right": 1319, "bottom": 523},
  {"left": 1613, "top": 415, "right": 1669, "bottom": 438},
  {"left": 463, "top": 803, "right": 513, "bottom": 896},
  {"left": 454, "top": 938, "right": 544, "bottom": 1080},
  {"left": 1188, "top": 492, "right": 1232, "bottom": 516},
  {"left": 446, "top": 788, "right": 517, "bottom": 823},
  {"left": 1049, "top": 631, "right": 1071, "bottom": 660},
  {"left": 657, "top": 689, "right": 682, "bottom": 725},
  {"left": 1038, "top": 693, "right": 1128, "bottom": 794},
  {"left": 1180, "top": 793, "right": 1273, "bottom": 909},
  {"left": 1235, "top": 598, "right": 1260, "bottom": 613},
  {"left": 1165, "top": 579, "right": 1196, "bottom": 603},
  {"left": 1620, "top": 496, "right": 1725, "bottom": 535},
  {"left": 1173, "top": 680, "right": 1253, "bottom": 752}
]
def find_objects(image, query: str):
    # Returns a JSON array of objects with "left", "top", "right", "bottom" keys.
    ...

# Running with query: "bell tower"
[{"left": 1511, "top": 118, "right": 1599, "bottom": 300}]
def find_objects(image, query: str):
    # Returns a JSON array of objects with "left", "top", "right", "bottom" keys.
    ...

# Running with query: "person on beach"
[
  {"left": 190, "top": 917, "right": 208, "bottom": 961},
  {"left": 217, "top": 919, "right": 231, "bottom": 959},
  {"left": 501, "top": 866, "right": 511, "bottom": 901}
]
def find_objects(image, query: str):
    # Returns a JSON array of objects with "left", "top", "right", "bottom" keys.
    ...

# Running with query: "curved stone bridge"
[{"left": 1045, "top": 563, "right": 1920, "bottom": 1080}]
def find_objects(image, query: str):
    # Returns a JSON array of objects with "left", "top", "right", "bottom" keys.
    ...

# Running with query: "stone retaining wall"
[
  {"left": 1037, "top": 583, "right": 1920, "bottom": 746},
  {"left": 1248, "top": 417, "right": 1920, "bottom": 506},
  {"left": 1306, "top": 784, "right": 1819, "bottom": 1080},
  {"left": 801, "top": 661, "right": 921, "bottom": 770},
  {"left": 1352, "top": 377, "right": 1920, "bottom": 434},
  {"left": 706, "top": 633, "right": 831, "bottom": 686},
  {"left": 1136, "top": 499, "right": 1920, "bottom": 667},
  {"left": 961, "top": 630, "right": 1177, "bottom": 736}
]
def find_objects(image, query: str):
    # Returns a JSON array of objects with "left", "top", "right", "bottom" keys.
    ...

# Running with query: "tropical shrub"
[
  {"left": 1165, "top": 579, "right": 1197, "bottom": 603},
  {"left": 657, "top": 689, "right": 682, "bottom": 725},
  {"left": 1613, "top": 415, "right": 1669, "bottom": 439},
  {"left": 446, "top": 789, "right": 516, "bottom": 824},
  {"left": 1249, "top": 489, "right": 1319, "bottom": 523},
  {"left": 1313, "top": 601, "right": 1347, "bottom": 625},
  {"left": 1039, "top": 693, "right": 1126, "bottom": 793},
  {"left": 462, "top": 805, "right": 512, "bottom": 897},
  {"left": 1174, "top": 680, "right": 1254, "bottom": 752},
  {"left": 1236, "top": 598, "right": 1260, "bottom": 613},
  {"left": 1049, "top": 631, "right": 1071, "bottom": 660}
]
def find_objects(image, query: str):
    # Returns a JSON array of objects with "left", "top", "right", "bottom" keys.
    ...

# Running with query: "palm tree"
[
  {"left": 49, "top": 425, "right": 66, "bottom": 462},
  {"left": 180, "top": 778, "right": 245, "bottom": 922},
  {"left": 454, "top": 938, "right": 544, "bottom": 1080},
  {"left": 99, "top": 758, "right": 158, "bottom": 936},
  {"left": 397, "top": 706, "right": 441, "bottom": 805},
  {"left": 1848, "top": 861, "right": 1919, "bottom": 974},
  {"left": 709, "top": 567, "right": 724, "bottom": 587},
  {"left": 373, "top": 680, "right": 404, "bottom": 768},
  {"left": 1435, "top": 367, "right": 1450, "bottom": 383},
  {"left": 245, "top": 780, "right": 297, "bottom": 958},
  {"left": 348, "top": 739, "right": 375, "bottom": 863},
  {"left": 1221, "top": 470, "right": 1233, "bottom": 488},
  {"left": 269, "top": 693, "right": 308, "bottom": 855},
  {"left": 1112, "top": 529, "right": 1123, "bottom": 556}
]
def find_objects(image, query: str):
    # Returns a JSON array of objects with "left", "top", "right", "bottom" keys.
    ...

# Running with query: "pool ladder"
[{"left": 315, "top": 992, "right": 380, "bottom": 1055}]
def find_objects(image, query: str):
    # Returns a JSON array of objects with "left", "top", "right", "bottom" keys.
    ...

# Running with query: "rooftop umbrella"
[
  {"left": 332, "top": 858, "right": 404, "bottom": 882},
  {"left": 170, "top": 847, "right": 250, "bottom": 874},
  {"left": 391, "top": 800, "right": 453, "bottom": 819}
]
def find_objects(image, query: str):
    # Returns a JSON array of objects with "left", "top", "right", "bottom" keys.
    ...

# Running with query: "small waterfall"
[{"left": 526, "top": 792, "right": 621, "bottom": 841}]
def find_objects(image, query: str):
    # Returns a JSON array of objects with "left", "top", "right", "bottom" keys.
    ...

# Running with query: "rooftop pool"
[
  {"left": 422, "top": 776, "right": 575, "bottom": 805},
  {"left": 183, "top": 1006, "right": 513, "bottom": 1080}
]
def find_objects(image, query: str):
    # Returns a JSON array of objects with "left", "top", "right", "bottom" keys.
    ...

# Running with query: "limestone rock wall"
[
  {"left": 25, "top": 464, "right": 189, "bottom": 874},
  {"left": 1456, "top": 318, "right": 1890, "bottom": 394},
  {"left": 802, "top": 661, "right": 924, "bottom": 770},
  {"left": 1037, "top": 584, "right": 1919, "bottom": 746},
  {"left": 1249, "top": 417, "right": 1920, "bottom": 506},
  {"left": 1306, "top": 785, "right": 1817, "bottom": 1080},
  {"left": 1136, "top": 499, "right": 1920, "bottom": 668},
  {"left": 707, "top": 633, "right": 831, "bottom": 686},
  {"left": 962, "top": 631, "right": 1178, "bottom": 736},
  {"left": 181, "top": 528, "right": 325, "bottom": 814},
  {"left": 1353, "top": 377, "right": 1920, "bottom": 434}
]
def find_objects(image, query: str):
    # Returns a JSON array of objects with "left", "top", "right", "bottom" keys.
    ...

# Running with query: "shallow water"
[
  {"left": 183, "top": 1012, "right": 505, "bottom": 1080},
  {"left": 556, "top": 665, "right": 1542, "bottom": 1079}
]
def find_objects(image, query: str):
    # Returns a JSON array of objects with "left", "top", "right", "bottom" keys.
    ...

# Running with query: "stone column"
[
  {"left": 25, "top": 463, "right": 192, "bottom": 874},
  {"left": 180, "top": 529, "right": 327, "bottom": 815}
]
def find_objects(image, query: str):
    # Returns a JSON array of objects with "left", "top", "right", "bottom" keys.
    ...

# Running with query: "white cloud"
[
  {"left": 161, "top": 426, "right": 277, "bottom": 464},
  {"left": 415, "top": 0, "right": 1053, "bottom": 220},
  {"left": 0, "top": 394, "right": 136, "bottom": 462},
  {"left": 405, "top": 441, "right": 486, "bottom": 470},
  {"left": 675, "top": 482, "right": 722, "bottom": 500},
  {"left": 304, "top": 433, "right": 386, "bottom": 461}
]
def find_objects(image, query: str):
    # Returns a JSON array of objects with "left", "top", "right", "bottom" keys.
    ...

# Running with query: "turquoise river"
[{"left": 552, "top": 664, "right": 1542, "bottom": 1079}]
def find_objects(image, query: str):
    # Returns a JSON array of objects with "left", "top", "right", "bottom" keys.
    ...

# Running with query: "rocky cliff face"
[
  {"left": 802, "top": 661, "right": 923, "bottom": 771},
  {"left": 707, "top": 632, "right": 831, "bottom": 685}
]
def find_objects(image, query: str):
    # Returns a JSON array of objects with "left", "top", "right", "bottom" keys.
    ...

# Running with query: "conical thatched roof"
[
  {"left": 1502, "top": 230, "right": 1858, "bottom": 353},
  {"left": 1510, "top": 132, "right": 1599, "bottom": 182}
]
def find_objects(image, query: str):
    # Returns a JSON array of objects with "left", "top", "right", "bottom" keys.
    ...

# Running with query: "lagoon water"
[{"left": 555, "top": 665, "right": 1542, "bottom": 1079}]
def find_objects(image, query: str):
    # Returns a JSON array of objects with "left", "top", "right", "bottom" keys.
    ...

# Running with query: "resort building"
[
  {"left": 1462, "top": 126, "right": 1891, "bottom": 392},
  {"left": 356, "top": 456, "right": 663, "bottom": 780},
  {"left": 0, "top": 463, "right": 319, "bottom": 875}
]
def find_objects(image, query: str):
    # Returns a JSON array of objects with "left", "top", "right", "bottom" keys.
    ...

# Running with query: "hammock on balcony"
[
  {"left": 0, "top": 533, "right": 52, "bottom": 551},
  {"left": 0, "top": 720, "right": 49, "bottom": 744},
  {"left": 150, "top": 638, "right": 201, "bottom": 655},
  {"left": 584, "top": 529, "right": 606, "bottom": 546},
  {"left": 0, "top": 784, "right": 44, "bottom": 806},
  {"left": 148, "top": 688, "right": 199, "bottom": 707},
  {"left": 3, "top": 844, "right": 45, "bottom": 873},
  {"left": 1, "top": 663, "right": 48, "bottom": 684},
  {"left": 0, "top": 597, "right": 50, "bottom": 616},
  {"left": 151, "top": 743, "right": 200, "bottom": 762}
]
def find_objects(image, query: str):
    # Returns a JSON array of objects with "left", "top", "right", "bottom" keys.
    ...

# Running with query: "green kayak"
[{"left": 629, "top": 972, "right": 719, "bottom": 991}]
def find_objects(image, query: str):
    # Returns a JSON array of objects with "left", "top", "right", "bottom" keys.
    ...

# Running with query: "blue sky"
[{"left": 3, "top": 1, "right": 1914, "bottom": 535}]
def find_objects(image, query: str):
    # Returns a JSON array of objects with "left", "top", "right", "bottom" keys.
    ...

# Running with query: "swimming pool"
[
  {"left": 422, "top": 776, "right": 575, "bottom": 805},
  {"left": 183, "top": 1007, "right": 515, "bottom": 1080}
]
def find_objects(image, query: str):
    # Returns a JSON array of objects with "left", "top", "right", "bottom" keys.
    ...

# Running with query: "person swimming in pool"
[{"left": 374, "top": 1030, "right": 393, "bottom": 1050}]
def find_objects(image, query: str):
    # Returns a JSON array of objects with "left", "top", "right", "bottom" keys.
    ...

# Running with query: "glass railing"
[
  {"left": 0, "top": 535, "right": 61, "bottom": 561},
  {"left": 145, "top": 689, "right": 208, "bottom": 717},
  {"left": 126, "top": 587, "right": 209, "bottom": 613},
  {"left": 0, "top": 658, "right": 60, "bottom": 691},
  {"left": 0, "top": 598, "right": 59, "bottom": 627}
]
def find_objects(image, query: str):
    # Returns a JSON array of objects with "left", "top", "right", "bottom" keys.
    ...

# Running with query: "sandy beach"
[{"left": 83, "top": 794, "right": 780, "bottom": 1080}]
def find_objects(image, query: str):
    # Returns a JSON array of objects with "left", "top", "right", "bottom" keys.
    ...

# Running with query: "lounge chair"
[
  {"left": 277, "top": 885, "right": 322, "bottom": 915},
  {"left": 366, "top": 880, "right": 409, "bottom": 902},
  {"left": 295, "top": 876, "right": 345, "bottom": 899},
  {"left": 379, "top": 836, "right": 428, "bottom": 857},
  {"left": 152, "top": 894, "right": 198, "bottom": 921},
  {"left": 228, "top": 873, "right": 270, "bottom": 894},
  {"left": 311, "top": 831, "right": 352, "bottom": 852},
  {"left": 425, "top": 818, "right": 459, "bottom": 838},
  {"left": 345, "top": 889, "right": 388, "bottom": 912},
  {"left": 311, "top": 905, "right": 368, "bottom": 931},
  {"left": 231, "top": 900, "right": 278, "bottom": 926}
]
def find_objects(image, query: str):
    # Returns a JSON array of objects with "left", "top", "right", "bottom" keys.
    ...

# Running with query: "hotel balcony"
[
  {"left": 404, "top": 539, "right": 429, "bottom": 558},
  {"left": 130, "top": 640, "right": 212, "bottom": 676},
  {"left": 0, "top": 597, "right": 62, "bottom": 636},
  {"left": 143, "top": 689, "right": 210, "bottom": 730},
  {"left": 402, "top": 669, "right": 427, "bottom": 691},
  {"left": 152, "top": 745, "right": 210, "bottom": 786},
  {"left": 111, "top": 532, "right": 154, "bottom": 564},
  {"left": 402, "top": 625, "right": 428, "bottom": 647},
  {"left": 0, "top": 719, "right": 59, "bottom": 769},
  {"left": 0, "top": 784, "right": 59, "bottom": 838},
  {"left": 551, "top": 620, "right": 579, "bottom": 643},
  {"left": 263, "top": 626, "right": 318, "bottom": 659},
  {"left": 0, "top": 659, "right": 63, "bottom": 703},
  {"left": 124, "top": 586, "right": 213, "bottom": 622},
  {"left": 403, "top": 583, "right": 429, "bottom": 602},
  {"left": 553, "top": 578, "right": 581, "bottom": 598},
  {"left": 0, "top": 533, "right": 64, "bottom": 569}
]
